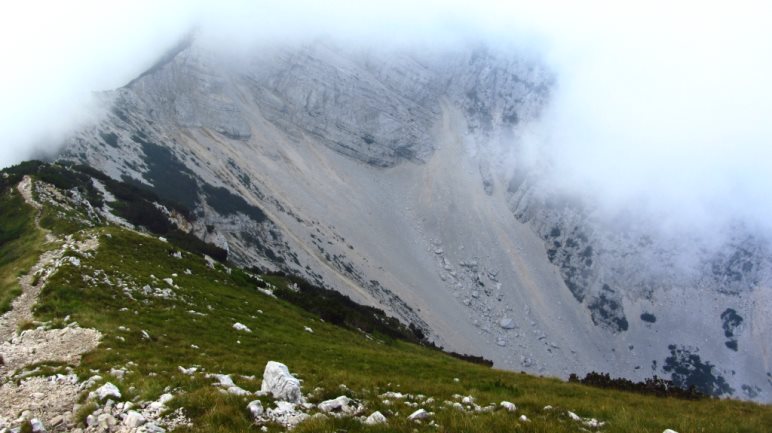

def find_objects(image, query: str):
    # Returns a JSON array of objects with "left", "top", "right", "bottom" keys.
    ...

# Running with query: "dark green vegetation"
[
  {"left": 2, "top": 163, "right": 771, "bottom": 433},
  {"left": 569, "top": 372, "right": 705, "bottom": 400},
  {"left": 663, "top": 344, "right": 734, "bottom": 397},
  {"left": 270, "top": 272, "right": 425, "bottom": 344},
  {"left": 129, "top": 135, "right": 267, "bottom": 225},
  {"left": 3, "top": 161, "right": 226, "bottom": 260},
  {"left": 720, "top": 308, "right": 743, "bottom": 352}
]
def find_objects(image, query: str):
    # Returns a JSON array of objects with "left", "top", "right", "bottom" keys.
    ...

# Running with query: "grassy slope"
[
  {"left": 29, "top": 225, "right": 771, "bottom": 433},
  {"left": 0, "top": 187, "right": 45, "bottom": 313}
]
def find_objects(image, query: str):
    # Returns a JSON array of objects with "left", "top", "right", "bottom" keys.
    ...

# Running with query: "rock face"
[
  {"left": 57, "top": 38, "right": 772, "bottom": 402},
  {"left": 260, "top": 361, "right": 302, "bottom": 403}
]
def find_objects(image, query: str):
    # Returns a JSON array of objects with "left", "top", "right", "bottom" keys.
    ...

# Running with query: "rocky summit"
[{"left": 51, "top": 37, "right": 772, "bottom": 403}]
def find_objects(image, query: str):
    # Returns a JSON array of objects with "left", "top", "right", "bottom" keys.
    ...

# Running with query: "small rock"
[
  {"left": 48, "top": 416, "right": 63, "bottom": 427},
  {"left": 519, "top": 415, "right": 529, "bottom": 422},
  {"left": 95, "top": 382, "right": 121, "bottom": 400},
  {"left": 364, "top": 411, "right": 387, "bottom": 425},
  {"left": 499, "top": 317, "right": 516, "bottom": 329},
  {"left": 663, "top": 430, "right": 679, "bottom": 433},
  {"left": 123, "top": 411, "right": 146, "bottom": 428},
  {"left": 158, "top": 393, "right": 174, "bottom": 405},
  {"left": 97, "top": 414, "right": 116, "bottom": 429},
  {"left": 178, "top": 366, "right": 197, "bottom": 375},
  {"left": 30, "top": 419, "right": 45, "bottom": 433},
  {"left": 233, "top": 322, "right": 252, "bottom": 332},
  {"left": 543, "top": 405, "right": 553, "bottom": 410},
  {"left": 500, "top": 401, "right": 516, "bottom": 412},
  {"left": 461, "top": 396, "right": 474, "bottom": 405},
  {"left": 303, "top": 326, "right": 313, "bottom": 333},
  {"left": 226, "top": 386, "right": 252, "bottom": 396},
  {"left": 317, "top": 396, "right": 360, "bottom": 415},
  {"left": 408, "top": 409, "right": 430, "bottom": 421},
  {"left": 247, "top": 400, "right": 264, "bottom": 419},
  {"left": 567, "top": 411, "right": 582, "bottom": 421}
]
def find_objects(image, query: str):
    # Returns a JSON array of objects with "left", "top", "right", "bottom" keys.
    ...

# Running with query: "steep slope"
[
  {"left": 57, "top": 39, "right": 772, "bottom": 402},
  {"left": 1, "top": 163, "right": 770, "bottom": 433}
]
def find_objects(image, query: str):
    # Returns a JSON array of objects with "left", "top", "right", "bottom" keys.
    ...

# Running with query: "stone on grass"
[
  {"left": 95, "top": 382, "right": 121, "bottom": 400},
  {"left": 123, "top": 411, "right": 146, "bottom": 428},
  {"left": 233, "top": 322, "right": 252, "bottom": 332},
  {"left": 260, "top": 361, "right": 302, "bottom": 403},
  {"left": 247, "top": 400, "right": 264, "bottom": 419},
  {"left": 663, "top": 430, "right": 679, "bottom": 433},
  {"left": 500, "top": 401, "right": 516, "bottom": 412},
  {"left": 519, "top": 415, "right": 529, "bottom": 422},
  {"left": 408, "top": 409, "right": 430, "bottom": 421},
  {"left": 317, "top": 396, "right": 360, "bottom": 415},
  {"left": 178, "top": 366, "right": 197, "bottom": 375},
  {"left": 227, "top": 386, "right": 252, "bottom": 396},
  {"left": 364, "top": 411, "right": 387, "bottom": 425}
]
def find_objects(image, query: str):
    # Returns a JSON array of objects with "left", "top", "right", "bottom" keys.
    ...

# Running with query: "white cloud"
[{"left": 1, "top": 0, "right": 770, "bottom": 237}]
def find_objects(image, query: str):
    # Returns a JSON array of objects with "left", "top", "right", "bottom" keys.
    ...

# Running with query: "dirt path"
[{"left": 0, "top": 177, "right": 102, "bottom": 429}]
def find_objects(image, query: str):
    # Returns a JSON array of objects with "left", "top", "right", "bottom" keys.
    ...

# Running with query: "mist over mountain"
[{"left": 2, "top": 1, "right": 771, "bottom": 402}]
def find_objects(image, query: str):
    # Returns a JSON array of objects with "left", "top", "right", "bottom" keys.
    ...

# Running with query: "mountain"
[
  {"left": 55, "top": 37, "right": 771, "bottom": 402},
  {"left": 1, "top": 162, "right": 770, "bottom": 433}
]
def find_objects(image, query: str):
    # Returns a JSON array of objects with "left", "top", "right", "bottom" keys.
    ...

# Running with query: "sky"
[{"left": 1, "top": 0, "right": 771, "bottom": 236}]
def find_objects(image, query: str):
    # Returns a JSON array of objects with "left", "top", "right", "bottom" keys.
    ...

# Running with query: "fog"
[{"left": 2, "top": 0, "right": 771, "bottom": 237}]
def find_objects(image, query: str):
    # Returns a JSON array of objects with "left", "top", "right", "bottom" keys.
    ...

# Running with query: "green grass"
[
  {"left": 29, "top": 226, "right": 771, "bottom": 433},
  {"left": 0, "top": 188, "right": 45, "bottom": 312},
  {"left": 2, "top": 168, "right": 769, "bottom": 433}
]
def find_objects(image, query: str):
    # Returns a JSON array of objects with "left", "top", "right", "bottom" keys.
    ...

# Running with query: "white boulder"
[
  {"left": 500, "top": 401, "right": 516, "bottom": 412},
  {"left": 317, "top": 396, "right": 361, "bottom": 415},
  {"left": 123, "top": 411, "right": 146, "bottom": 428},
  {"left": 95, "top": 382, "right": 121, "bottom": 400},
  {"left": 178, "top": 366, "right": 197, "bottom": 375},
  {"left": 233, "top": 322, "right": 252, "bottom": 332},
  {"left": 364, "top": 411, "right": 387, "bottom": 425},
  {"left": 260, "top": 361, "right": 302, "bottom": 403},
  {"left": 663, "top": 430, "right": 680, "bottom": 433},
  {"left": 408, "top": 409, "right": 430, "bottom": 421}
]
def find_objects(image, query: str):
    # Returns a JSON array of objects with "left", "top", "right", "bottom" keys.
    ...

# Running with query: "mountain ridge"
[{"left": 54, "top": 37, "right": 772, "bottom": 402}]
